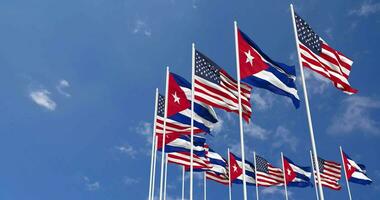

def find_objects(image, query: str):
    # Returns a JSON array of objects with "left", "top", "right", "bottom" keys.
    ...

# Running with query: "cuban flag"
[
  {"left": 158, "top": 135, "right": 211, "bottom": 170},
  {"left": 283, "top": 156, "right": 312, "bottom": 187},
  {"left": 205, "top": 149, "right": 229, "bottom": 185},
  {"left": 169, "top": 73, "right": 218, "bottom": 133},
  {"left": 229, "top": 152, "right": 256, "bottom": 185},
  {"left": 236, "top": 28, "right": 300, "bottom": 108},
  {"left": 342, "top": 151, "right": 372, "bottom": 185}
]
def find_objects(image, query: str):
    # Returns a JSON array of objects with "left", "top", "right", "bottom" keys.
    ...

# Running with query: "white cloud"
[
  {"left": 29, "top": 89, "right": 57, "bottom": 111},
  {"left": 251, "top": 93, "right": 274, "bottom": 111},
  {"left": 328, "top": 96, "right": 380, "bottom": 135},
  {"left": 272, "top": 126, "right": 298, "bottom": 152},
  {"left": 324, "top": 28, "right": 333, "bottom": 40},
  {"left": 56, "top": 79, "right": 71, "bottom": 97},
  {"left": 212, "top": 117, "right": 224, "bottom": 135},
  {"left": 261, "top": 187, "right": 292, "bottom": 198},
  {"left": 132, "top": 19, "right": 152, "bottom": 37},
  {"left": 136, "top": 121, "right": 153, "bottom": 143},
  {"left": 303, "top": 69, "right": 330, "bottom": 94},
  {"left": 123, "top": 176, "right": 139, "bottom": 185},
  {"left": 115, "top": 144, "right": 137, "bottom": 158},
  {"left": 349, "top": 1, "right": 380, "bottom": 16},
  {"left": 83, "top": 176, "right": 100, "bottom": 191},
  {"left": 244, "top": 123, "right": 270, "bottom": 140}
]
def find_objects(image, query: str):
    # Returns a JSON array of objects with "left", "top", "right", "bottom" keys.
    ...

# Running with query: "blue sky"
[{"left": 0, "top": 0, "right": 379, "bottom": 199}]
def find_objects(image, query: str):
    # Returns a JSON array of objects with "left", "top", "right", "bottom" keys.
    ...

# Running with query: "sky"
[{"left": 0, "top": 0, "right": 379, "bottom": 199}]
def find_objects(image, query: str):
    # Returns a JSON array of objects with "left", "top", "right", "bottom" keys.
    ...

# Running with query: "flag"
[
  {"left": 206, "top": 171, "right": 229, "bottom": 185},
  {"left": 161, "top": 135, "right": 211, "bottom": 170},
  {"left": 283, "top": 156, "right": 312, "bottom": 187},
  {"left": 155, "top": 94, "right": 203, "bottom": 135},
  {"left": 194, "top": 50, "right": 253, "bottom": 122},
  {"left": 205, "top": 148, "right": 229, "bottom": 185},
  {"left": 342, "top": 151, "right": 372, "bottom": 185},
  {"left": 313, "top": 157, "right": 342, "bottom": 190},
  {"left": 293, "top": 12, "right": 358, "bottom": 94},
  {"left": 229, "top": 152, "right": 256, "bottom": 185},
  {"left": 255, "top": 155, "right": 284, "bottom": 186},
  {"left": 207, "top": 148, "right": 228, "bottom": 175},
  {"left": 237, "top": 28, "right": 300, "bottom": 108},
  {"left": 170, "top": 73, "right": 218, "bottom": 133}
]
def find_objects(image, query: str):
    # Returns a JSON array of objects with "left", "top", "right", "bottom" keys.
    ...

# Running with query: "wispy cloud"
[
  {"left": 251, "top": 92, "right": 274, "bottom": 111},
  {"left": 261, "top": 187, "right": 292, "bottom": 198},
  {"left": 328, "top": 96, "right": 380, "bottom": 135},
  {"left": 324, "top": 28, "right": 333, "bottom": 40},
  {"left": 303, "top": 69, "right": 330, "bottom": 94},
  {"left": 272, "top": 126, "right": 298, "bottom": 152},
  {"left": 349, "top": 1, "right": 380, "bottom": 16},
  {"left": 115, "top": 144, "right": 137, "bottom": 158},
  {"left": 83, "top": 176, "right": 100, "bottom": 191},
  {"left": 132, "top": 19, "right": 152, "bottom": 37},
  {"left": 136, "top": 121, "right": 153, "bottom": 143},
  {"left": 56, "top": 79, "right": 71, "bottom": 97},
  {"left": 244, "top": 123, "right": 270, "bottom": 140},
  {"left": 29, "top": 89, "right": 57, "bottom": 111},
  {"left": 123, "top": 176, "right": 139, "bottom": 185}
]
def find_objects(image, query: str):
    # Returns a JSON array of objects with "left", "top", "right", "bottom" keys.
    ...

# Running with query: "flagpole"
[
  {"left": 204, "top": 172, "right": 207, "bottom": 200},
  {"left": 290, "top": 4, "right": 325, "bottom": 200},
  {"left": 149, "top": 89, "right": 159, "bottom": 200},
  {"left": 233, "top": 20, "right": 248, "bottom": 200},
  {"left": 152, "top": 135, "right": 158, "bottom": 200},
  {"left": 281, "top": 152, "right": 289, "bottom": 200},
  {"left": 253, "top": 151, "right": 259, "bottom": 200},
  {"left": 228, "top": 148, "right": 232, "bottom": 200},
  {"left": 340, "top": 146, "right": 353, "bottom": 200},
  {"left": 159, "top": 67, "right": 170, "bottom": 200},
  {"left": 164, "top": 154, "right": 168, "bottom": 200},
  {"left": 182, "top": 166, "right": 185, "bottom": 200},
  {"left": 190, "top": 43, "right": 196, "bottom": 200},
  {"left": 310, "top": 150, "right": 320, "bottom": 200}
]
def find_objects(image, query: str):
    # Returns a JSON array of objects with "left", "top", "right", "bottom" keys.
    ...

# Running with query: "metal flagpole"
[
  {"left": 290, "top": 4, "right": 325, "bottom": 200},
  {"left": 253, "top": 151, "right": 259, "bottom": 200},
  {"left": 159, "top": 67, "right": 170, "bottom": 200},
  {"left": 233, "top": 20, "right": 248, "bottom": 200},
  {"left": 164, "top": 154, "right": 168, "bottom": 200},
  {"left": 340, "top": 146, "right": 353, "bottom": 200},
  {"left": 152, "top": 135, "right": 158, "bottom": 200},
  {"left": 310, "top": 150, "right": 320, "bottom": 200},
  {"left": 149, "top": 89, "right": 159, "bottom": 200},
  {"left": 228, "top": 148, "right": 232, "bottom": 200},
  {"left": 204, "top": 172, "right": 207, "bottom": 200},
  {"left": 182, "top": 166, "right": 185, "bottom": 200},
  {"left": 190, "top": 43, "right": 196, "bottom": 200},
  {"left": 281, "top": 152, "right": 289, "bottom": 200}
]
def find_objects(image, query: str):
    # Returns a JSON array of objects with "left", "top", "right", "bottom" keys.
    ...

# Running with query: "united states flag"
[
  {"left": 255, "top": 155, "right": 284, "bottom": 186},
  {"left": 155, "top": 94, "right": 203, "bottom": 135},
  {"left": 194, "top": 50, "right": 252, "bottom": 122},
  {"left": 314, "top": 157, "right": 342, "bottom": 190},
  {"left": 294, "top": 12, "right": 357, "bottom": 94}
]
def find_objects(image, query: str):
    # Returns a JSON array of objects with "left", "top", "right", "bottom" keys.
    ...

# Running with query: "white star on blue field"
[{"left": 0, "top": 0, "right": 379, "bottom": 199}]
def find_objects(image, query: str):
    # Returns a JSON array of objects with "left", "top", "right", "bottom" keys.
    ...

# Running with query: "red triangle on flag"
[
  {"left": 167, "top": 73, "right": 191, "bottom": 117},
  {"left": 229, "top": 152, "right": 243, "bottom": 181},
  {"left": 283, "top": 158, "right": 296, "bottom": 184},
  {"left": 237, "top": 29, "right": 269, "bottom": 79}
]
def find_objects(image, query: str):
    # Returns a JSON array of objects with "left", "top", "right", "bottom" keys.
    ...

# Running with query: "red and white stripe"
[
  {"left": 167, "top": 152, "right": 211, "bottom": 170},
  {"left": 195, "top": 69, "right": 252, "bottom": 122},
  {"left": 155, "top": 116, "right": 203, "bottom": 135},
  {"left": 256, "top": 165, "right": 284, "bottom": 187},
  {"left": 206, "top": 171, "right": 229, "bottom": 185},
  {"left": 298, "top": 39, "right": 357, "bottom": 94},
  {"left": 315, "top": 160, "right": 342, "bottom": 190}
]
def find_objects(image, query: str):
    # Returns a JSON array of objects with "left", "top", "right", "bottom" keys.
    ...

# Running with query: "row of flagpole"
[{"left": 147, "top": 4, "right": 361, "bottom": 200}]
